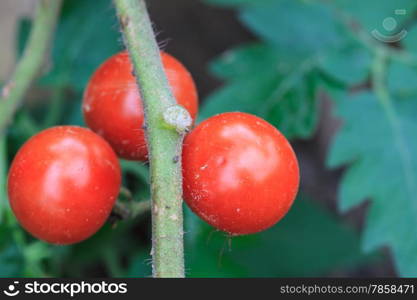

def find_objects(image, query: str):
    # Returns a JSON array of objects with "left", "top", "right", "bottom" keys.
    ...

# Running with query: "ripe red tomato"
[
  {"left": 182, "top": 112, "right": 299, "bottom": 235},
  {"left": 7, "top": 126, "right": 121, "bottom": 245},
  {"left": 83, "top": 50, "right": 198, "bottom": 161}
]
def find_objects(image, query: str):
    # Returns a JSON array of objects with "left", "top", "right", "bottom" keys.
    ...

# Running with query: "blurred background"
[{"left": 2, "top": 0, "right": 417, "bottom": 277}]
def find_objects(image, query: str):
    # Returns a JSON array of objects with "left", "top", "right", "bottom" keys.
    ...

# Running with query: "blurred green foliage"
[
  {"left": 328, "top": 91, "right": 417, "bottom": 276},
  {"left": 200, "top": 43, "right": 319, "bottom": 139},
  {"left": 19, "top": 0, "right": 121, "bottom": 93},
  {"left": 185, "top": 194, "right": 373, "bottom": 277},
  {"left": 1, "top": 0, "right": 417, "bottom": 277},
  {"left": 203, "top": 0, "right": 417, "bottom": 277}
]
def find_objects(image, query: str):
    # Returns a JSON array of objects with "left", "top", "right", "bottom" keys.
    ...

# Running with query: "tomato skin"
[
  {"left": 7, "top": 126, "right": 121, "bottom": 245},
  {"left": 83, "top": 50, "right": 198, "bottom": 161},
  {"left": 182, "top": 112, "right": 299, "bottom": 235}
]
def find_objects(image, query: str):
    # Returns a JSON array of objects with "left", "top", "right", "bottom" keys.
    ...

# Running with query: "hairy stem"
[
  {"left": 0, "top": 0, "right": 62, "bottom": 135},
  {"left": 113, "top": 0, "right": 185, "bottom": 277}
]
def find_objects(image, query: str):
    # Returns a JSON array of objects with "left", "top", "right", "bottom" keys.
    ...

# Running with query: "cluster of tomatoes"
[{"left": 7, "top": 51, "right": 300, "bottom": 245}]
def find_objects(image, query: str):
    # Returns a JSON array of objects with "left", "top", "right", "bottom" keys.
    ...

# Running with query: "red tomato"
[
  {"left": 182, "top": 112, "right": 299, "bottom": 235},
  {"left": 83, "top": 51, "right": 198, "bottom": 161},
  {"left": 7, "top": 126, "right": 121, "bottom": 245}
]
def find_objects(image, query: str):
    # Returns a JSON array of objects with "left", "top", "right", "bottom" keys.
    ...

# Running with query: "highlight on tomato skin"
[
  {"left": 82, "top": 50, "right": 199, "bottom": 161},
  {"left": 182, "top": 112, "right": 300, "bottom": 236},
  {"left": 7, "top": 126, "right": 121, "bottom": 245}
]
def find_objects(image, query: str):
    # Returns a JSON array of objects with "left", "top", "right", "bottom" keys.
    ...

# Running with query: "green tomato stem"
[
  {"left": 0, "top": 0, "right": 63, "bottom": 135},
  {"left": 113, "top": 0, "right": 185, "bottom": 277}
]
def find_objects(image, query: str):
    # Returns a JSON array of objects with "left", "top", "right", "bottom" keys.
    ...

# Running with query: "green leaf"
[
  {"left": 209, "top": 0, "right": 373, "bottom": 86},
  {"left": 388, "top": 62, "right": 417, "bottom": 100},
  {"left": 327, "top": 91, "right": 417, "bottom": 276},
  {"left": 201, "top": 43, "right": 319, "bottom": 140},
  {"left": 185, "top": 195, "right": 373, "bottom": 277},
  {"left": 210, "top": 44, "right": 286, "bottom": 80},
  {"left": 318, "top": 40, "right": 372, "bottom": 86},
  {"left": 403, "top": 26, "right": 417, "bottom": 53},
  {"left": 19, "top": 0, "right": 121, "bottom": 92},
  {"left": 240, "top": 0, "right": 344, "bottom": 57}
]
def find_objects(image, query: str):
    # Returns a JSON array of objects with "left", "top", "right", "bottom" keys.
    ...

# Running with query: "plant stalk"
[
  {"left": 113, "top": 0, "right": 185, "bottom": 277},
  {"left": 0, "top": 0, "right": 62, "bottom": 135}
]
